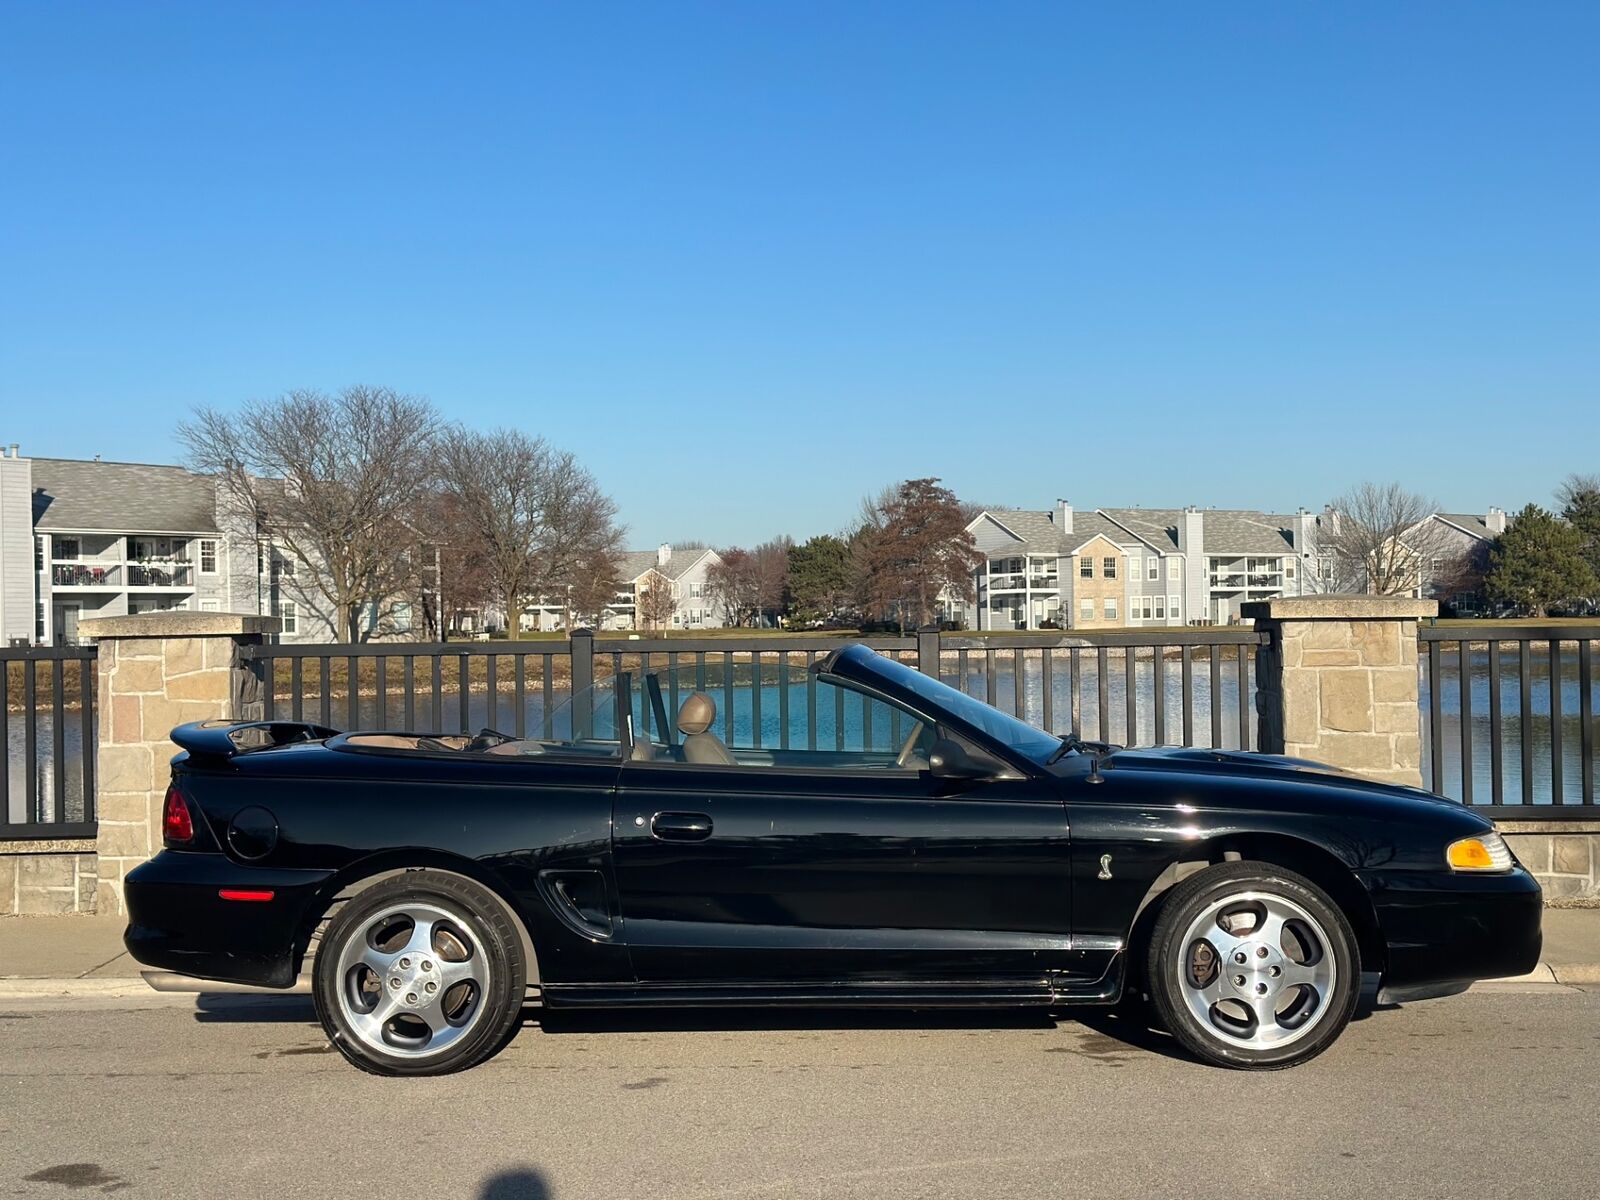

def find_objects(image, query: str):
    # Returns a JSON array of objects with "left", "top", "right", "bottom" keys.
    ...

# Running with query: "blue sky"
[{"left": 2, "top": 3, "right": 1596, "bottom": 547}]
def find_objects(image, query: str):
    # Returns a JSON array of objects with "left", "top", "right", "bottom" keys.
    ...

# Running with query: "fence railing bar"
[
  {"left": 1209, "top": 645, "right": 1223, "bottom": 748},
  {"left": 0, "top": 661, "right": 9, "bottom": 816},
  {"left": 290, "top": 657, "right": 303, "bottom": 722},
  {"left": 431, "top": 655, "right": 443, "bottom": 734},
  {"left": 542, "top": 656, "right": 555, "bottom": 739},
  {"left": 1458, "top": 639, "right": 1472, "bottom": 807},
  {"left": 985, "top": 648, "right": 997, "bottom": 707},
  {"left": 376, "top": 656, "right": 388, "bottom": 729},
  {"left": 1013, "top": 649, "right": 1025, "bottom": 720},
  {"left": 1236, "top": 644, "right": 1251, "bottom": 751},
  {"left": 779, "top": 652, "right": 791, "bottom": 750},
  {"left": 404, "top": 656, "right": 417, "bottom": 731},
  {"left": 1580, "top": 640, "right": 1595, "bottom": 808},
  {"left": 24, "top": 663, "right": 38, "bottom": 823},
  {"left": 1519, "top": 642, "right": 1533, "bottom": 806},
  {"left": 807, "top": 650, "right": 819, "bottom": 751},
  {"left": 1180, "top": 645, "right": 1193, "bottom": 746},
  {"left": 320, "top": 656, "right": 333, "bottom": 728},
  {"left": 456, "top": 653, "right": 469, "bottom": 734},
  {"left": 51, "top": 659, "right": 66, "bottom": 821},
  {"left": 1550, "top": 640, "right": 1564, "bottom": 804},
  {"left": 1154, "top": 646, "right": 1167, "bottom": 746},
  {"left": 1428, "top": 641, "right": 1444, "bottom": 792},
  {"left": 347, "top": 655, "right": 360, "bottom": 730},
  {"left": 1041, "top": 649, "right": 1054, "bottom": 733},
  {"left": 1487, "top": 641, "right": 1503, "bottom": 807},
  {"left": 79, "top": 658, "right": 94, "bottom": 826},
  {"left": 1096, "top": 646, "right": 1110, "bottom": 743},
  {"left": 750, "top": 652, "right": 763, "bottom": 749},
  {"left": 512, "top": 655, "right": 525, "bottom": 738}
]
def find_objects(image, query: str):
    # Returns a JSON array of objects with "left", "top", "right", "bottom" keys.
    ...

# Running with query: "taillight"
[{"left": 162, "top": 784, "right": 194, "bottom": 846}]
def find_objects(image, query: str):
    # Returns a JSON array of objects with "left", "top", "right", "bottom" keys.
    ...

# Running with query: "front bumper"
[
  {"left": 1368, "top": 866, "right": 1543, "bottom": 994},
  {"left": 123, "top": 851, "right": 335, "bottom": 988}
]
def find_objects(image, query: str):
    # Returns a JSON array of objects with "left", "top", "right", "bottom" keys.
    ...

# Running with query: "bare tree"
[
  {"left": 180, "top": 386, "right": 442, "bottom": 642},
  {"left": 706, "top": 548, "right": 761, "bottom": 627},
  {"left": 635, "top": 571, "right": 677, "bottom": 631},
  {"left": 1324, "top": 482, "right": 1460, "bottom": 596},
  {"left": 436, "top": 428, "right": 623, "bottom": 639},
  {"left": 566, "top": 549, "right": 621, "bottom": 630}
]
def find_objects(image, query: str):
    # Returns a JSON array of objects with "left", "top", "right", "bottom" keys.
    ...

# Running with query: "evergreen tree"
[
  {"left": 1485, "top": 504, "right": 1598, "bottom": 617},
  {"left": 787, "top": 534, "right": 855, "bottom": 627}
]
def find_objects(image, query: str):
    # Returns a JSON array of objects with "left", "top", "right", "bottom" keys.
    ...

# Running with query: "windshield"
[{"left": 855, "top": 652, "right": 1064, "bottom": 764}]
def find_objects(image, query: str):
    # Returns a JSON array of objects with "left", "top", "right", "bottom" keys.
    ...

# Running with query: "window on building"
[
  {"left": 275, "top": 554, "right": 296, "bottom": 577},
  {"left": 1080, "top": 598, "right": 1094, "bottom": 622},
  {"left": 35, "top": 537, "right": 45, "bottom": 571},
  {"left": 392, "top": 602, "right": 413, "bottom": 634},
  {"left": 257, "top": 544, "right": 266, "bottom": 575},
  {"left": 1169, "top": 558, "right": 1180, "bottom": 581},
  {"left": 1286, "top": 559, "right": 1297, "bottom": 580},
  {"left": 1079, "top": 557, "right": 1093, "bottom": 579},
  {"left": 1104, "top": 597, "right": 1118, "bottom": 622},
  {"left": 35, "top": 602, "right": 45, "bottom": 641},
  {"left": 1147, "top": 557, "right": 1159, "bottom": 581},
  {"left": 279, "top": 600, "right": 298, "bottom": 634},
  {"left": 1103, "top": 557, "right": 1117, "bottom": 579},
  {"left": 690, "top": 582, "right": 703, "bottom": 598},
  {"left": 199, "top": 539, "right": 218, "bottom": 574},
  {"left": 1169, "top": 595, "right": 1181, "bottom": 620},
  {"left": 1140, "top": 597, "right": 1153, "bottom": 620},
  {"left": 199, "top": 599, "right": 220, "bottom": 612},
  {"left": 1154, "top": 595, "right": 1166, "bottom": 620},
  {"left": 56, "top": 537, "right": 80, "bottom": 561}
]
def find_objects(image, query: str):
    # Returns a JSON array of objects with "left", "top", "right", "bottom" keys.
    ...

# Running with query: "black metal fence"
[
  {"left": 1, "top": 645, "right": 98, "bottom": 840},
  {"left": 1420, "top": 623, "right": 1598, "bottom": 816},
  {"left": 241, "top": 627, "right": 1265, "bottom": 753}
]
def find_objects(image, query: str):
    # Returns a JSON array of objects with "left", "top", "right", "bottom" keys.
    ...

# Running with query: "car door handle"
[{"left": 651, "top": 811, "right": 713, "bottom": 842}]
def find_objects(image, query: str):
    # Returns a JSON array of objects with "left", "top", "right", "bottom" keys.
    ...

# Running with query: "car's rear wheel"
[
  {"left": 1146, "top": 861, "right": 1358, "bottom": 1069},
  {"left": 312, "top": 871, "right": 527, "bottom": 1076}
]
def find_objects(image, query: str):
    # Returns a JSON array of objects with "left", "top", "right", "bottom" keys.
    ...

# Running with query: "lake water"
[{"left": 9, "top": 648, "right": 1594, "bottom": 824}]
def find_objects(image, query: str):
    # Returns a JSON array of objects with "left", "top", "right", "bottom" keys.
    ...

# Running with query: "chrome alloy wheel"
[
  {"left": 334, "top": 901, "right": 490, "bottom": 1058},
  {"left": 1177, "top": 890, "right": 1337, "bottom": 1051}
]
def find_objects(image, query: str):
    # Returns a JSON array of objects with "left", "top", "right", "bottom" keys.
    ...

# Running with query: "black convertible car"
[{"left": 124, "top": 643, "right": 1541, "bottom": 1075}]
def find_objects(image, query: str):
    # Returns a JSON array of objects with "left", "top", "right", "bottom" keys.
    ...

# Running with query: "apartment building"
[
  {"left": 961, "top": 501, "right": 1329, "bottom": 630},
  {"left": 520, "top": 544, "right": 726, "bottom": 632},
  {"left": 0, "top": 448, "right": 433, "bottom": 645}
]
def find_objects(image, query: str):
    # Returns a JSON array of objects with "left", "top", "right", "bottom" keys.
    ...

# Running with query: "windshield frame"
[{"left": 818, "top": 644, "right": 1059, "bottom": 769}]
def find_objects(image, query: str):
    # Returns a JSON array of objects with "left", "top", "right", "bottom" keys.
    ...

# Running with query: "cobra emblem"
[{"left": 1097, "top": 853, "right": 1114, "bottom": 881}]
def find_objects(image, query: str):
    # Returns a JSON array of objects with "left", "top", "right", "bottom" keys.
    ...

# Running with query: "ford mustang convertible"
[{"left": 123, "top": 644, "right": 1541, "bottom": 1075}]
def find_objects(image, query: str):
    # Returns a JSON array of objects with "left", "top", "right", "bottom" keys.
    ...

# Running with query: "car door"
[{"left": 610, "top": 680, "right": 1076, "bottom": 990}]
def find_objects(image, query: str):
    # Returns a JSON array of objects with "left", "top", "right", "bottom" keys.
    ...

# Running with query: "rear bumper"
[
  {"left": 1369, "top": 866, "right": 1543, "bottom": 992},
  {"left": 123, "top": 851, "right": 335, "bottom": 989}
]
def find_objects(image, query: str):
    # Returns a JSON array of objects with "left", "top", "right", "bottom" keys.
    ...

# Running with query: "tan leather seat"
[{"left": 677, "top": 692, "right": 734, "bottom": 765}]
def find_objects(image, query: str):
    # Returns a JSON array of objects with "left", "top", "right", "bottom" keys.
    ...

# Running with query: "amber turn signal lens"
[{"left": 1447, "top": 833, "right": 1512, "bottom": 872}]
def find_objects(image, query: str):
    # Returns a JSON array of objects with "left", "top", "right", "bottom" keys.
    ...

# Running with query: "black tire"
[
  {"left": 1145, "top": 861, "right": 1359, "bottom": 1070},
  {"left": 312, "top": 870, "right": 528, "bottom": 1077}
]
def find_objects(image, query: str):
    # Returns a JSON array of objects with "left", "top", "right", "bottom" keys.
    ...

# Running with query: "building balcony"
[
  {"left": 985, "top": 573, "right": 1027, "bottom": 590},
  {"left": 51, "top": 563, "right": 120, "bottom": 588},
  {"left": 128, "top": 563, "right": 193, "bottom": 588},
  {"left": 1028, "top": 575, "right": 1059, "bottom": 589}
]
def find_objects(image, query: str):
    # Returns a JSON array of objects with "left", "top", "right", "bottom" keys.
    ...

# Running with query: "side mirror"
[{"left": 927, "top": 738, "right": 993, "bottom": 782}]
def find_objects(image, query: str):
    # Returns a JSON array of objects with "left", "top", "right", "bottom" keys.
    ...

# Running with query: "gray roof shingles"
[{"left": 31, "top": 458, "right": 219, "bottom": 534}]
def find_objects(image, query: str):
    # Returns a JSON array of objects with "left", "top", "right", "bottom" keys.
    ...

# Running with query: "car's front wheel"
[
  {"left": 313, "top": 871, "right": 527, "bottom": 1076},
  {"left": 1146, "top": 861, "right": 1359, "bottom": 1069}
]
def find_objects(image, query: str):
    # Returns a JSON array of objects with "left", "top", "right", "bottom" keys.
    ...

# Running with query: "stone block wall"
[
  {"left": 1498, "top": 823, "right": 1600, "bottom": 901},
  {"left": 0, "top": 840, "right": 98, "bottom": 914},
  {"left": 81, "top": 613, "right": 276, "bottom": 915},
  {"left": 1245, "top": 596, "right": 1436, "bottom": 789}
]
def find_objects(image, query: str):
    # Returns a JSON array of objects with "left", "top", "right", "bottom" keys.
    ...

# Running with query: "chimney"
[
  {"left": 1292, "top": 508, "right": 1316, "bottom": 553},
  {"left": 657, "top": 542, "right": 672, "bottom": 567},
  {"left": 6, "top": 444, "right": 17, "bottom": 459},
  {"left": 1055, "top": 499, "right": 1073, "bottom": 534},
  {"left": 1177, "top": 506, "right": 1204, "bottom": 555},
  {"left": 1485, "top": 507, "right": 1507, "bottom": 536}
]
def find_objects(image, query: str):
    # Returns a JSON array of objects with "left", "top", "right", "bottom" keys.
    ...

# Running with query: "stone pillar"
[
  {"left": 79, "top": 612, "right": 279, "bottom": 915},
  {"left": 1242, "top": 596, "right": 1437, "bottom": 788}
]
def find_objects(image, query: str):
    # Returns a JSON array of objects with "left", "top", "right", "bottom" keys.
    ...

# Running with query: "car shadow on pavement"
[
  {"left": 191, "top": 994, "right": 318, "bottom": 1023},
  {"left": 530, "top": 1006, "right": 1059, "bottom": 1035},
  {"left": 479, "top": 1168, "right": 552, "bottom": 1199}
]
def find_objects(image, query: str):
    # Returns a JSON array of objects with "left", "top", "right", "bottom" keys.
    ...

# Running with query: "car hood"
[{"left": 1097, "top": 745, "right": 1479, "bottom": 821}]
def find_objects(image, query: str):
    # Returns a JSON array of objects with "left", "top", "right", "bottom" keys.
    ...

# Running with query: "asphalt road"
[{"left": 3, "top": 985, "right": 1597, "bottom": 1200}]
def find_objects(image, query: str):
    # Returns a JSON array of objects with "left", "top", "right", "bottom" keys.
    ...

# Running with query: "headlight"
[{"left": 1447, "top": 832, "right": 1513, "bottom": 872}]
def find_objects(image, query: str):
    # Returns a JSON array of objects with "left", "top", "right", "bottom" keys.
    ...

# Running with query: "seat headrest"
[{"left": 677, "top": 692, "right": 717, "bottom": 736}]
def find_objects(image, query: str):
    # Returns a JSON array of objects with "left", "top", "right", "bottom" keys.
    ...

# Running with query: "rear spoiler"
[{"left": 170, "top": 720, "right": 341, "bottom": 763}]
